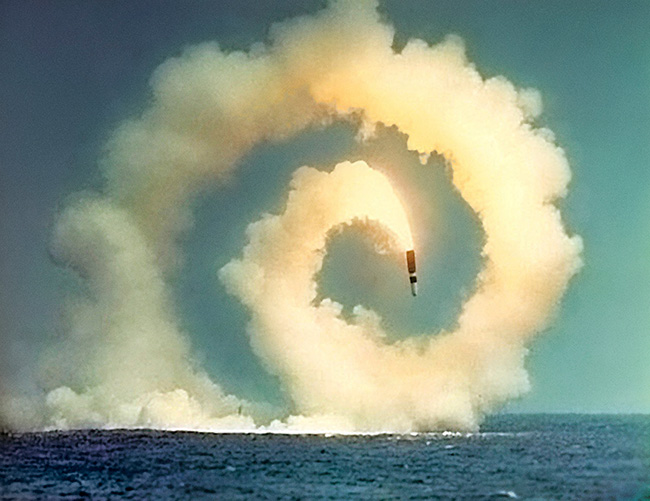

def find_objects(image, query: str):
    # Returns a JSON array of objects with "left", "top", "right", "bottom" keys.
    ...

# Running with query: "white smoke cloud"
[{"left": 1, "top": 0, "right": 581, "bottom": 432}]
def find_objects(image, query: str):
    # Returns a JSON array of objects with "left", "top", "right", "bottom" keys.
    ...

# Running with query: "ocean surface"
[{"left": 1, "top": 415, "right": 648, "bottom": 500}]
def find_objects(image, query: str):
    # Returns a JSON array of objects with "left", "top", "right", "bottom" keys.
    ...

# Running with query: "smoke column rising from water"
[{"left": 1, "top": 0, "right": 582, "bottom": 432}]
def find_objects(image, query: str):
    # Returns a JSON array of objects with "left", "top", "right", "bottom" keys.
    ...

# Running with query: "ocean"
[{"left": 1, "top": 415, "right": 648, "bottom": 499}]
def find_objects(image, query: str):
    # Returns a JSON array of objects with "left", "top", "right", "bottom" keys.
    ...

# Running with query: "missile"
[{"left": 405, "top": 249, "right": 417, "bottom": 296}]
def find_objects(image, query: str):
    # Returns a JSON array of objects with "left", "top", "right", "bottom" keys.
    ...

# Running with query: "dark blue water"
[{"left": 1, "top": 415, "right": 648, "bottom": 500}]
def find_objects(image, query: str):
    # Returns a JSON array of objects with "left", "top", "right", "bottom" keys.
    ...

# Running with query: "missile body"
[{"left": 406, "top": 249, "right": 417, "bottom": 296}]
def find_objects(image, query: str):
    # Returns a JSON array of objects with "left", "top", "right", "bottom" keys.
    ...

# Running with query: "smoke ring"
[
  {"left": 17, "top": 0, "right": 581, "bottom": 433},
  {"left": 217, "top": 6, "right": 583, "bottom": 431}
]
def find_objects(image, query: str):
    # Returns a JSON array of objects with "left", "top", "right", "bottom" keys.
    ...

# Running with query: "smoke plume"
[{"left": 2, "top": 0, "right": 581, "bottom": 432}]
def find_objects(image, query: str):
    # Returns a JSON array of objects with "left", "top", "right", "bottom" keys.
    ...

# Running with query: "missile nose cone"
[{"left": 410, "top": 281, "right": 418, "bottom": 296}]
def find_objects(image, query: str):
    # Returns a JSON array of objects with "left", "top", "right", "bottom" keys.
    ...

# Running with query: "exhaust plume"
[{"left": 2, "top": 0, "right": 581, "bottom": 432}]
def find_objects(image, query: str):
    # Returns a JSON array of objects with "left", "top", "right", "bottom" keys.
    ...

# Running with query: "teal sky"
[{"left": 1, "top": 0, "right": 649, "bottom": 413}]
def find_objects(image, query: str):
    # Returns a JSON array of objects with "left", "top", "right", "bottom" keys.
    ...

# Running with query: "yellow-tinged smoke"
[{"left": 1, "top": 0, "right": 582, "bottom": 432}]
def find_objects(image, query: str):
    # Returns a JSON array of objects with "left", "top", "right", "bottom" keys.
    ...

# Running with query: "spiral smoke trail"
[{"left": 1, "top": 0, "right": 582, "bottom": 432}]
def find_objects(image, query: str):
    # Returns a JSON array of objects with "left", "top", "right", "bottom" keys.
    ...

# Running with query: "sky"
[{"left": 1, "top": 0, "right": 649, "bottom": 415}]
